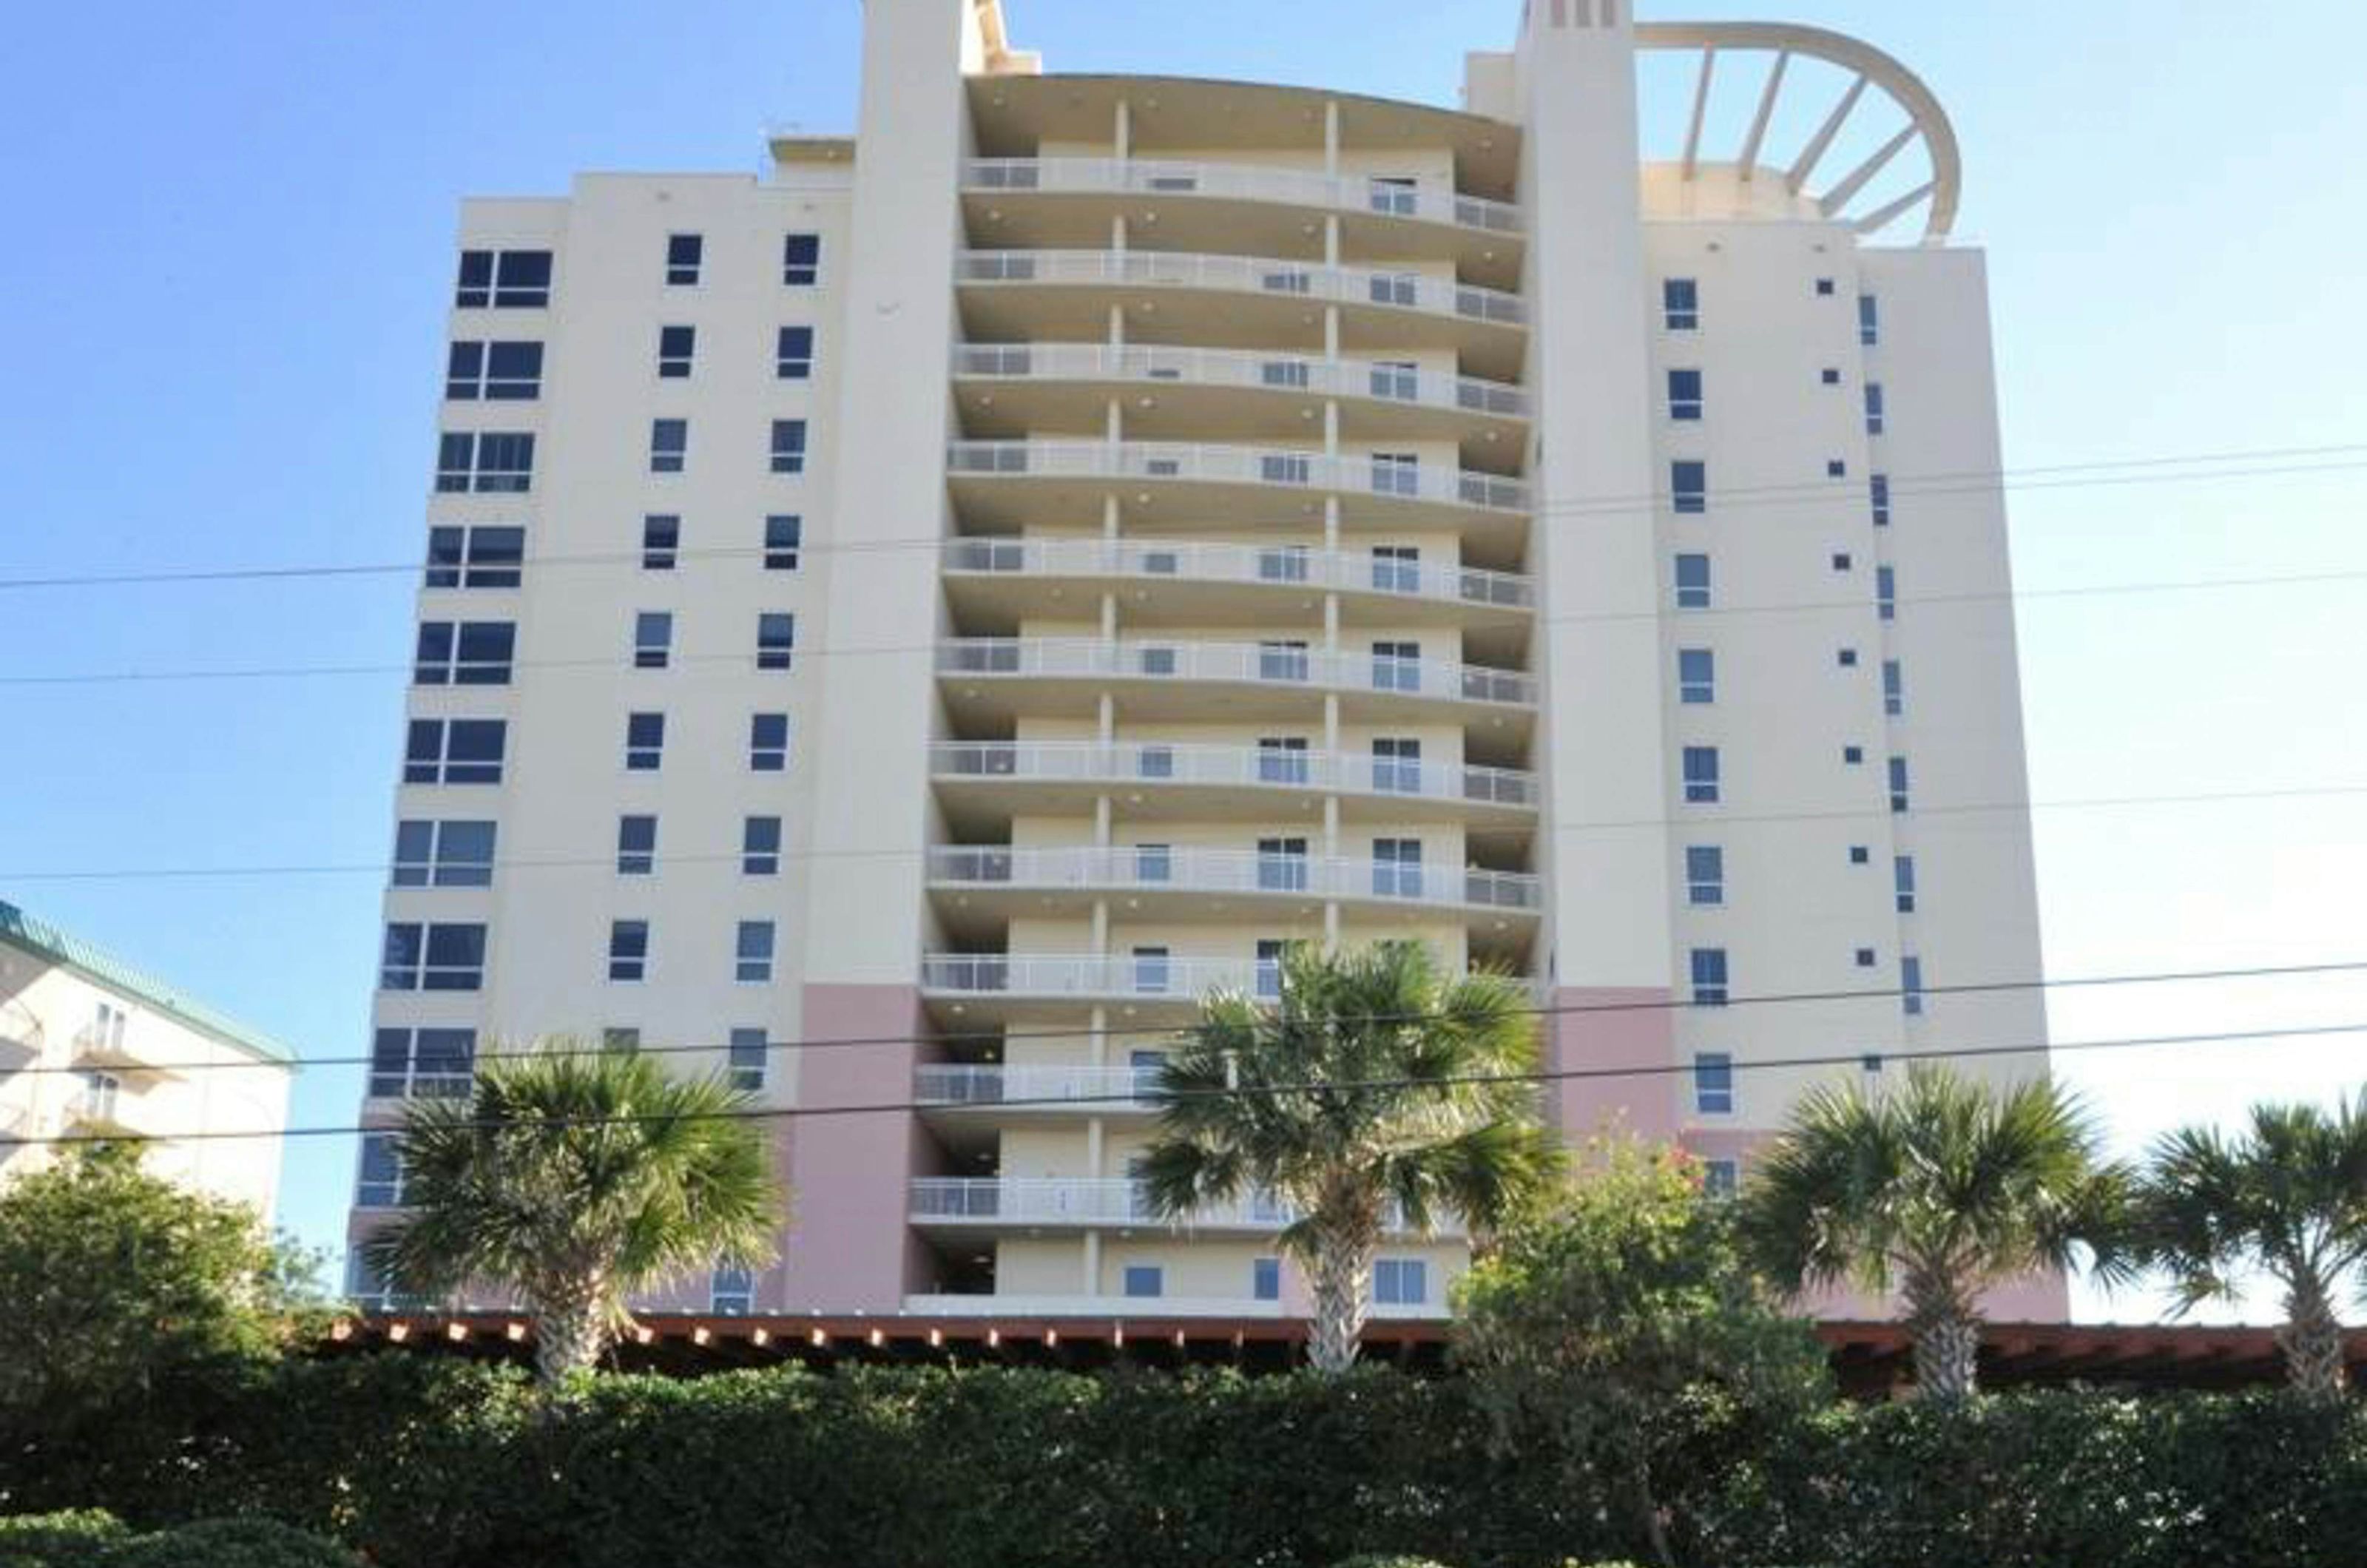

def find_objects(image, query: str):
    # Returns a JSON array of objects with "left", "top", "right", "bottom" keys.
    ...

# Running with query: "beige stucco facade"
[{"left": 354, "top": 1, "right": 2060, "bottom": 1322}]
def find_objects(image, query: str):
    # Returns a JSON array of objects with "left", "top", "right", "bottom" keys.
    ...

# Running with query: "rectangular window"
[
  {"left": 380, "top": 922, "right": 486, "bottom": 991},
  {"left": 1674, "top": 552, "right": 1711, "bottom": 609},
  {"left": 455, "top": 249, "right": 551, "bottom": 308},
  {"left": 413, "top": 621, "right": 516, "bottom": 686},
  {"left": 1373, "top": 1258, "right": 1428, "bottom": 1306},
  {"left": 736, "top": 920, "right": 776, "bottom": 983},
  {"left": 616, "top": 815, "right": 656, "bottom": 876},
  {"left": 742, "top": 816, "right": 782, "bottom": 875},
  {"left": 625, "top": 712, "right": 665, "bottom": 771},
  {"left": 445, "top": 340, "right": 543, "bottom": 400},
  {"left": 711, "top": 1265, "right": 754, "bottom": 1315},
  {"left": 1876, "top": 565, "right": 1897, "bottom": 621},
  {"left": 1664, "top": 277, "right": 1699, "bottom": 331},
  {"left": 1367, "top": 359, "right": 1417, "bottom": 400},
  {"left": 426, "top": 524, "right": 524, "bottom": 589},
  {"left": 1369, "top": 639, "right": 1419, "bottom": 692},
  {"left": 1371, "top": 736, "right": 1422, "bottom": 794},
  {"left": 1370, "top": 451, "right": 1419, "bottom": 496},
  {"left": 1864, "top": 383, "right": 1886, "bottom": 436},
  {"left": 1702, "top": 1160, "right": 1739, "bottom": 1200},
  {"left": 1370, "top": 544, "right": 1419, "bottom": 593},
  {"left": 403, "top": 718, "right": 505, "bottom": 785},
  {"left": 355, "top": 1132, "right": 406, "bottom": 1209},
  {"left": 1894, "top": 854, "right": 1918, "bottom": 913},
  {"left": 770, "top": 419, "right": 807, "bottom": 475},
  {"left": 1257, "top": 736, "right": 1311, "bottom": 785},
  {"left": 776, "top": 325, "right": 814, "bottom": 379},
  {"left": 1255, "top": 939, "right": 1287, "bottom": 1001},
  {"left": 650, "top": 418, "right": 688, "bottom": 474},
  {"left": 435, "top": 431, "right": 534, "bottom": 493},
  {"left": 1253, "top": 638, "right": 1309, "bottom": 683},
  {"left": 1134, "top": 944, "right": 1172, "bottom": 996},
  {"left": 1689, "top": 947, "right": 1729, "bottom": 1007},
  {"left": 1685, "top": 845, "right": 1724, "bottom": 907},
  {"left": 1257, "top": 837, "right": 1311, "bottom": 893},
  {"left": 1693, "top": 1050, "right": 1735, "bottom": 1115},
  {"left": 1667, "top": 368, "right": 1703, "bottom": 420},
  {"left": 603, "top": 1028, "right": 641, "bottom": 1054},
  {"left": 749, "top": 712, "right": 790, "bottom": 771},
  {"left": 1883, "top": 659, "right": 1904, "bottom": 717},
  {"left": 368, "top": 1027, "right": 474, "bottom": 1099},
  {"left": 391, "top": 820, "right": 496, "bottom": 888},
  {"left": 782, "top": 232, "right": 820, "bottom": 285},
  {"left": 1252, "top": 1256, "right": 1281, "bottom": 1302},
  {"left": 763, "top": 515, "right": 803, "bottom": 570},
  {"left": 608, "top": 920, "right": 649, "bottom": 982},
  {"left": 1671, "top": 460, "right": 1706, "bottom": 515},
  {"left": 657, "top": 325, "right": 695, "bottom": 378},
  {"left": 1678, "top": 647, "right": 1715, "bottom": 704},
  {"left": 1902, "top": 955, "right": 1925, "bottom": 1016},
  {"left": 633, "top": 611, "right": 673, "bottom": 670},
  {"left": 1368, "top": 272, "right": 1419, "bottom": 307},
  {"left": 729, "top": 1027, "right": 768, "bottom": 1090},
  {"left": 1888, "top": 755, "right": 1910, "bottom": 813},
  {"left": 1869, "top": 474, "right": 1891, "bottom": 527},
  {"left": 1682, "top": 746, "right": 1721, "bottom": 804},
  {"left": 641, "top": 515, "right": 680, "bottom": 571},
  {"left": 1859, "top": 293, "right": 1880, "bottom": 346},
  {"left": 756, "top": 612, "right": 797, "bottom": 671},
  {"left": 666, "top": 233, "right": 703, "bottom": 285},
  {"left": 1371, "top": 837, "right": 1423, "bottom": 899},
  {"left": 1122, "top": 1264, "right": 1165, "bottom": 1299}
]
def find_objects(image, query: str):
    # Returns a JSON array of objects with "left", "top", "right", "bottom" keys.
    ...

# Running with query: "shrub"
[
  {"left": 0, "top": 1511, "right": 130, "bottom": 1567},
  {"left": 117, "top": 1519, "right": 362, "bottom": 1568}
]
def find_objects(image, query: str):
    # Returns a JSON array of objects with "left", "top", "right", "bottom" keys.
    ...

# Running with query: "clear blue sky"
[{"left": 3, "top": 1, "right": 2363, "bottom": 1322}]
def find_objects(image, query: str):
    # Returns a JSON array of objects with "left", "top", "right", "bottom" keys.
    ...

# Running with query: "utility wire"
[
  {"left": 9, "top": 1018, "right": 2367, "bottom": 1150},
  {"left": 7, "top": 959, "right": 2365, "bottom": 1081}
]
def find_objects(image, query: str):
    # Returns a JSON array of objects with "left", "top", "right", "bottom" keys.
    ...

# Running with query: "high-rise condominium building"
[
  {"left": 354, "top": 0, "right": 2060, "bottom": 1322},
  {"left": 1, "top": 900, "right": 294, "bottom": 1212}
]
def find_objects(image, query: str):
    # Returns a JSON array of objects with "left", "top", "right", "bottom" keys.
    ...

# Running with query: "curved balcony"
[
  {"left": 954, "top": 250, "right": 1525, "bottom": 379},
  {"left": 914, "top": 1062, "right": 1158, "bottom": 1113},
  {"left": 942, "top": 536, "right": 1530, "bottom": 632},
  {"left": 964, "top": 158, "right": 1522, "bottom": 236},
  {"left": 950, "top": 342, "right": 1526, "bottom": 457},
  {"left": 911, "top": 1176, "right": 1465, "bottom": 1237},
  {"left": 936, "top": 638, "right": 1535, "bottom": 729},
  {"left": 928, "top": 740, "right": 1538, "bottom": 830},
  {"left": 922, "top": 950, "right": 1263, "bottom": 1007},
  {"left": 945, "top": 439, "right": 1528, "bottom": 537},
  {"left": 926, "top": 845, "right": 1540, "bottom": 919}
]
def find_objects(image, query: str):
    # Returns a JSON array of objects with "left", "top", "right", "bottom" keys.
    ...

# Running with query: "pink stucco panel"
[
  {"left": 1547, "top": 986, "right": 1681, "bottom": 1141},
  {"left": 783, "top": 983, "right": 928, "bottom": 1313}
]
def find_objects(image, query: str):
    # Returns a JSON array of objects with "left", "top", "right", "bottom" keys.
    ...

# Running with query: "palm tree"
[
  {"left": 1739, "top": 1064, "right": 2129, "bottom": 1401},
  {"left": 1136, "top": 941, "right": 1559, "bottom": 1373},
  {"left": 2135, "top": 1095, "right": 2367, "bottom": 1401},
  {"left": 362, "top": 1041, "right": 785, "bottom": 1385}
]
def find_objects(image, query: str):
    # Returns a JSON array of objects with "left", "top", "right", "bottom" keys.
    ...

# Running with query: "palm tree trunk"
[
  {"left": 1911, "top": 1314, "right": 1981, "bottom": 1402},
  {"left": 1304, "top": 1218, "right": 1377, "bottom": 1374},
  {"left": 2279, "top": 1274, "right": 2348, "bottom": 1402},
  {"left": 533, "top": 1275, "right": 612, "bottom": 1388}
]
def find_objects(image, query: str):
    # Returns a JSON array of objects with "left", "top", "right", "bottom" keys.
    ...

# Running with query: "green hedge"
[
  {"left": 4, "top": 1357, "right": 2366, "bottom": 1568},
  {"left": 0, "top": 1513, "right": 357, "bottom": 1568}
]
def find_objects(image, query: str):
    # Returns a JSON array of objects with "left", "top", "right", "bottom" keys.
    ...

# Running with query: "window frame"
[
  {"left": 607, "top": 919, "right": 651, "bottom": 983},
  {"left": 776, "top": 325, "right": 814, "bottom": 380}
]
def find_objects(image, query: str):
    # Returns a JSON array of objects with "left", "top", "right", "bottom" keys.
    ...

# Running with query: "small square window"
[
  {"left": 777, "top": 325, "right": 814, "bottom": 380},
  {"left": 616, "top": 815, "right": 656, "bottom": 876},
  {"left": 750, "top": 712, "right": 790, "bottom": 771},
  {"left": 743, "top": 816, "right": 783, "bottom": 876},
  {"left": 1861, "top": 1052, "right": 1885, "bottom": 1075},
  {"left": 658, "top": 325, "right": 695, "bottom": 378},
  {"left": 633, "top": 611, "right": 673, "bottom": 670},
  {"left": 1702, "top": 1159, "right": 1739, "bottom": 1199},
  {"left": 1122, "top": 1264, "right": 1164, "bottom": 1299},
  {"left": 650, "top": 418, "right": 688, "bottom": 474},
  {"left": 756, "top": 612, "right": 796, "bottom": 671},
  {"left": 1854, "top": 947, "right": 1877, "bottom": 968},
  {"left": 1848, "top": 845, "right": 1871, "bottom": 865},
  {"left": 770, "top": 419, "right": 807, "bottom": 475},
  {"left": 735, "top": 920, "right": 776, "bottom": 984},
  {"left": 666, "top": 233, "right": 703, "bottom": 285},
  {"left": 763, "top": 515, "right": 802, "bottom": 571},
  {"left": 1832, "top": 552, "right": 1853, "bottom": 571},
  {"left": 1838, "top": 648, "right": 1860, "bottom": 667},
  {"left": 1843, "top": 746, "right": 1865, "bottom": 764},
  {"left": 1826, "top": 459, "right": 1847, "bottom": 479},
  {"left": 608, "top": 920, "right": 650, "bottom": 982},
  {"left": 1815, "top": 277, "right": 1836, "bottom": 297},
  {"left": 783, "top": 232, "right": 820, "bottom": 286},
  {"left": 642, "top": 516, "right": 680, "bottom": 571},
  {"left": 1820, "top": 368, "right": 1841, "bottom": 386}
]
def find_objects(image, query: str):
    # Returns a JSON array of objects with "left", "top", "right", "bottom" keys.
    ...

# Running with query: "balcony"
[
  {"left": 902, "top": 1292, "right": 1442, "bottom": 1319},
  {"left": 926, "top": 845, "right": 1540, "bottom": 919},
  {"left": 963, "top": 158, "right": 1522, "bottom": 236},
  {"left": 909, "top": 1176, "right": 1465, "bottom": 1237},
  {"left": 70, "top": 1021, "right": 182, "bottom": 1082},
  {"left": 942, "top": 536, "right": 1530, "bottom": 632},
  {"left": 928, "top": 740, "right": 1538, "bottom": 828},
  {"left": 950, "top": 342, "right": 1526, "bottom": 458},
  {"left": 64, "top": 1080, "right": 137, "bottom": 1135},
  {"left": 914, "top": 1062, "right": 1158, "bottom": 1112},
  {"left": 945, "top": 440, "right": 1527, "bottom": 537},
  {"left": 922, "top": 951, "right": 1263, "bottom": 1008},
  {"left": 954, "top": 251, "right": 1525, "bottom": 379},
  {"left": 936, "top": 638, "right": 1534, "bottom": 729}
]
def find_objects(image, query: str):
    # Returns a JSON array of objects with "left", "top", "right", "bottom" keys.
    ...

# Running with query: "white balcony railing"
[
  {"left": 914, "top": 1063, "right": 1159, "bottom": 1109},
  {"left": 950, "top": 342, "right": 1530, "bottom": 419},
  {"left": 926, "top": 845, "right": 1541, "bottom": 912},
  {"left": 936, "top": 638, "right": 1536, "bottom": 709},
  {"left": 962, "top": 158, "right": 1524, "bottom": 236},
  {"left": 921, "top": 952, "right": 1266, "bottom": 1001},
  {"left": 954, "top": 249, "right": 1527, "bottom": 328},
  {"left": 911, "top": 1176, "right": 1466, "bottom": 1235},
  {"left": 928, "top": 740, "right": 1538, "bottom": 810},
  {"left": 947, "top": 439, "right": 1529, "bottom": 514},
  {"left": 942, "top": 536, "right": 1533, "bottom": 610}
]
